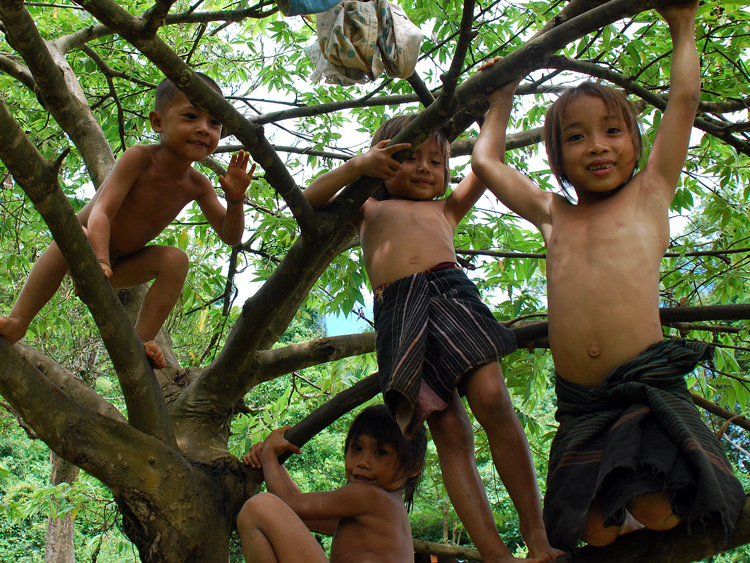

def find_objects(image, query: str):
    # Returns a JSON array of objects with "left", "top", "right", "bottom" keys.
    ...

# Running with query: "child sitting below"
[
  {"left": 303, "top": 116, "right": 561, "bottom": 563},
  {"left": 472, "top": 1, "right": 744, "bottom": 552},
  {"left": 238, "top": 404, "right": 427, "bottom": 562},
  {"left": 0, "top": 73, "right": 254, "bottom": 369}
]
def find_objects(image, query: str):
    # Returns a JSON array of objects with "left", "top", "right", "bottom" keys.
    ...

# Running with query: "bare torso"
[
  {"left": 545, "top": 180, "right": 668, "bottom": 386},
  {"left": 78, "top": 145, "right": 210, "bottom": 259},
  {"left": 356, "top": 197, "right": 458, "bottom": 289},
  {"left": 330, "top": 487, "right": 415, "bottom": 563}
]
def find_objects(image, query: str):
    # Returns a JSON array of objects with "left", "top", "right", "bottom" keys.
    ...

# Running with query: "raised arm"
[
  {"left": 644, "top": 1, "right": 700, "bottom": 198},
  {"left": 247, "top": 427, "right": 367, "bottom": 536},
  {"left": 471, "top": 71, "right": 554, "bottom": 232},
  {"left": 303, "top": 140, "right": 411, "bottom": 210},
  {"left": 443, "top": 171, "right": 485, "bottom": 228},
  {"left": 198, "top": 150, "right": 254, "bottom": 246}
]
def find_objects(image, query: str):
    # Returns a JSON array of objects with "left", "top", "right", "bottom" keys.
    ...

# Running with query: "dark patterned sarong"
[
  {"left": 543, "top": 339, "right": 745, "bottom": 552},
  {"left": 373, "top": 265, "right": 517, "bottom": 438}
]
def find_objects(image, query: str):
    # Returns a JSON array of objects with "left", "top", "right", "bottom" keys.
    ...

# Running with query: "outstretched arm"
[
  {"left": 303, "top": 140, "right": 411, "bottom": 209},
  {"left": 198, "top": 149, "right": 254, "bottom": 246},
  {"left": 645, "top": 1, "right": 700, "bottom": 199},
  {"left": 471, "top": 64, "right": 553, "bottom": 233}
]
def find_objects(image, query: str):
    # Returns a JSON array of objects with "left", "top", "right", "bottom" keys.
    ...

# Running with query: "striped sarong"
[
  {"left": 543, "top": 339, "right": 745, "bottom": 552},
  {"left": 373, "top": 266, "right": 517, "bottom": 438}
]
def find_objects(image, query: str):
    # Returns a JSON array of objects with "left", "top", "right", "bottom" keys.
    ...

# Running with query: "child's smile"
[
  {"left": 345, "top": 435, "right": 406, "bottom": 491},
  {"left": 151, "top": 90, "right": 222, "bottom": 162},
  {"left": 560, "top": 94, "right": 637, "bottom": 201},
  {"left": 385, "top": 137, "right": 446, "bottom": 200}
]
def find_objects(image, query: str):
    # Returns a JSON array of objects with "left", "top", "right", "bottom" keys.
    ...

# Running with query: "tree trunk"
[{"left": 45, "top": 451, "right": 80, "bottom": 563}]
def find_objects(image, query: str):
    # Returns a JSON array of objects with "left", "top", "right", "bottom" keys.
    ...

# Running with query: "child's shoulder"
[
  {"left": 339, "top": 481, "right": 398, "bottom": 505},
  {"left": 121, "top": 143, "right": 158, "bottom": 157}
]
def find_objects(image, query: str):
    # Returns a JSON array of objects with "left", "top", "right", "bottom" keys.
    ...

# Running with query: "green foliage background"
[{"left": 1, "top": 0, "right": 749, "bottom": 560}]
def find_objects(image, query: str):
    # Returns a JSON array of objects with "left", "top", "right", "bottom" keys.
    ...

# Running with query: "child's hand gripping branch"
[{"left": 303, "top": 139, "right": 412, "bottom": 210}]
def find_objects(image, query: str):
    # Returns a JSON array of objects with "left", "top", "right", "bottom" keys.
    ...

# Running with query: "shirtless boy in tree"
[
  {"left": 303, "top": 115, "right": 561, "bottom": 562},
  {"left": 473, "top": 2, "right": 744, "bottom": 552},
  {"left": 0, "top": 73, "right": 254, "bottom": 368}
]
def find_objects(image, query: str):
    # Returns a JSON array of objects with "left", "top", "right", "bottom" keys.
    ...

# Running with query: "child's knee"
[
  {"left": 160, "top": 248, "right": 190, "bottom": 279},
  {"left": 581, "top": 503, "right": 619, "bottom": 546},
  {"left": 628, "top": 493, "right": 680, "bottom": 531},
  {"left": 465, "top": 367, "right": 513, "bottom": 422},
  {"left": 427, "top": 406, "right": 474, "bottom": 453},
  {"left": 237, "top": 493, "right": 275, "bottom": 529}
]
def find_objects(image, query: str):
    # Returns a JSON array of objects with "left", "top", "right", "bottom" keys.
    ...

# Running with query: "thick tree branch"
[
  {"left": 280, "top": 373, "right": 381, "bottom": 462},
  {"left": 253, "top": 333, "right": 377, "bottom": 388},
  {"left": 15, "top": 342, "right": 126, "bottom": 422},
  {"left": 0, "top": 98, "right": 176, "bottom": 445},
  {"left": 413, "top": 540, "right": 481, "bottom": 562},
  {"left": 0, "top": 338, "right": 189, "bottom": 496},
  {"left": 242, "top": 305, "right": 750, "bottom": 384},
  {"left": 0, "top": 0, "right": 114, "bottom": 186},
  {"left": 0, "top": 52, "right": 35, "bottom": 91}
]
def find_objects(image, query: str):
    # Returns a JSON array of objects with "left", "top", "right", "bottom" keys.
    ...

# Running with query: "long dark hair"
[{"left": 345, "top": 404, "right": 427, "bottom": 511}]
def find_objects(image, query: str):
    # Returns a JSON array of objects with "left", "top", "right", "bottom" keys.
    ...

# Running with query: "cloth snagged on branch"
[
  {"left": 309, "top": 0, "right": 422, "bottom": 85},
  {"left": 275, "top": 0, "right": 339, "bottom": 16},
  {"left": 374, "top": 265, "right": 517, "bottom": 438},
  {"left": 543, "top": 338, "right": 745, "bottom": 552}
]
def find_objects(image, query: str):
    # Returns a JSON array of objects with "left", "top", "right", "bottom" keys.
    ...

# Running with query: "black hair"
[
  {"left": 344, "top": 404, "right": 427, "bottom": 512},
  {"left": 154, "top": 72, "right": 223, "bottom": 113},
  {"left": 371, "top": 114, "right": 452, "bottom": 196}
]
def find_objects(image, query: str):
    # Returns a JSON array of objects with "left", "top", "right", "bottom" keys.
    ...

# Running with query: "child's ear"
[{"left": 149, "top": 111, "right": 162, "bottom": 132}]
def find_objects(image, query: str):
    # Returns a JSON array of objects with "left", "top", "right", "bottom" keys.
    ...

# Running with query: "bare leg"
[
  {"left": 464, "top": 363, "right": 564, "bottom": 562},
  {"left": 427, "top": 393, "right": 537, "bottom": 563},
  {"left": 236, "top": 493, "right": 328, "bottom": 563},
  {"left": 0, "top": 242, "right": 69, "bottom": 343},
  {"left": 108, "top": 245, "right": 189, "bottom": 369}
]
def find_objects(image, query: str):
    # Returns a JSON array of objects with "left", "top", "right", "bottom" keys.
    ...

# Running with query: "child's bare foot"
[
  {"left": 143, "top": 340, "right": 166, "bottom": 369},
  {"left": 0, "top": 315, "right": 28, "bottom": 344}
]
